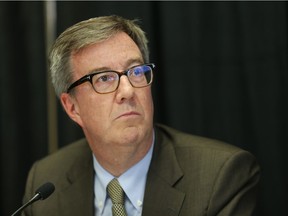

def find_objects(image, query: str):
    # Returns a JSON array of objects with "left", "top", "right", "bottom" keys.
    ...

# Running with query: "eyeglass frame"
[{"left": 66, "top": 63, "right": 155, "bottom": 94}]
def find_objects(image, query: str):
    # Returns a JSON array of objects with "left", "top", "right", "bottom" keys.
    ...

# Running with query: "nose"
[{"left": 115, "top": 75, "right": 134, "bottom": 103}]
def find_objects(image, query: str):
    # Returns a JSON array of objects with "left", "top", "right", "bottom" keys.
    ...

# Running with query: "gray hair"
[{"left": 49, "top": 15, "right": 149, "bottom": 97}]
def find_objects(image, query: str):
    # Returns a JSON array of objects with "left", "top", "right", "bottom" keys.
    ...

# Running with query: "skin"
[{"left": 60, "top": 32, "right": 154, "bottom": 177}]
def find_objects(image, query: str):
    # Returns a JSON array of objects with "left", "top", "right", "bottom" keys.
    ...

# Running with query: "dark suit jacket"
[{"left": 22, "top": 124, "right": 260, "bottom": 216}]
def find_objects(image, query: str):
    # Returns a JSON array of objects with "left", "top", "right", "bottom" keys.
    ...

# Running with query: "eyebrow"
[{"left": 88, "top": 58, "right": 144, "bottom": 74}]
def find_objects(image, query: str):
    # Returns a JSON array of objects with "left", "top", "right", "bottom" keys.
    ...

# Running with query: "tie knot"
[{"left": 107, "top": 178, "right": 124, "bottom": 204}]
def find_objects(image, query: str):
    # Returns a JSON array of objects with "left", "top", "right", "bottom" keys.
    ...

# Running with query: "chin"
[{"left": 119, "top": 125, "right": 144, "bottom": 144}]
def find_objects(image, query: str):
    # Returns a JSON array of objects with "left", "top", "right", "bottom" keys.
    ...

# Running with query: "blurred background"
[{"left": 1, "top": 1, "right": 287, "bottom": 215}]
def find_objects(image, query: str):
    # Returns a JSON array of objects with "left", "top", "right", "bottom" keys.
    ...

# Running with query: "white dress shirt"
[{"left": 93, "top": 135, "right": 154, "bottom": 216}]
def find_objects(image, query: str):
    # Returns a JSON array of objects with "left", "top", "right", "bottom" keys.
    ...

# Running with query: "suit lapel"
[
  {"left": 142, "top": 126, "right": 185, "bottom": 216},
  {"left": 58, "top": 143, "right": 94, "bottom": 216}
]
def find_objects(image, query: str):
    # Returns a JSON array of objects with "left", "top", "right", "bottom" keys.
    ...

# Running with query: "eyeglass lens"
[{"left": 92, "top": 64, "right": 153, "bottom": 93}]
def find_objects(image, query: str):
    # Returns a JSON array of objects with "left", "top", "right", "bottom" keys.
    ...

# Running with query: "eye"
[
  {"left": 131, "top": 66, "right": 145, "bottom": 77},
  {"left": 99, "top": 75, "right": 112, "bottom": 82},
  {"left": 95, "top": 72, "right": 117, "bottom": 83}
]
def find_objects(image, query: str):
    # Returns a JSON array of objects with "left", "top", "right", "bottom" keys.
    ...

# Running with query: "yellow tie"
[{"left": 107, "top": 178, "right": 127, "bottom": 216}]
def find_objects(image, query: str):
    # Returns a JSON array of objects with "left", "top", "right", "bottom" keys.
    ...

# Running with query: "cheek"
[
  {"left": 140, "top": 89, "right": 154, "bottom": 115},
  {"left": 78, "top": 95, "right": 112, "bottom": 125}
]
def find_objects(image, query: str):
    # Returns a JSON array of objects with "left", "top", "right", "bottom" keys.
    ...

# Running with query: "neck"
[
  {"left": 88, "top": 128, "right": 154, "bottom": 176},
  {"left": 94, "top": 142, "right": 152, "bottom": 177}
]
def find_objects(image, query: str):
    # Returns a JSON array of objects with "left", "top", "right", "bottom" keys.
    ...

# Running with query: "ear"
[{"left": 60, "top": 93, "right": 84, "bottom": 127}]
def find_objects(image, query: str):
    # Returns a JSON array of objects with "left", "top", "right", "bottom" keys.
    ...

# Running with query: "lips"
[{"left": 116, "top": 111, "right": 140, "bottom": 119}]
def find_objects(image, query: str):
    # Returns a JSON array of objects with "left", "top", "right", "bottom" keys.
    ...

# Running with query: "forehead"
[{"left": 71, "top": 32, "right": 143, "bottom": 75}]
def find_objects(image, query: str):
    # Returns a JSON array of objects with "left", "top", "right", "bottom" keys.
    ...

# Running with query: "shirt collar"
[{"left": 93, "top": 131, "right": 154, "bottom": 213}]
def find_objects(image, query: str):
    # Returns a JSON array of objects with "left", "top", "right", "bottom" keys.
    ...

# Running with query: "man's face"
[{"left": 61, "top": 32, "right": 154, "bottom": 155}]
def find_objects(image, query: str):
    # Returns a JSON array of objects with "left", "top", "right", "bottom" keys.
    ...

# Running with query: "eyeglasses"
[{"left": 67, "top": 63, "right": 155, "bottom": 94}]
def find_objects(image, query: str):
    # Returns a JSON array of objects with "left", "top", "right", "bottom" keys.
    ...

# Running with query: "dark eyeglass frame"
[{"left": 67, "top": 63, "right": 155, "bottom": 94}]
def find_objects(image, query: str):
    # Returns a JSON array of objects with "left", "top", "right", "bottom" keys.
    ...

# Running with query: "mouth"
[{"left": 116, "top": 111, "right": 140, "bottom": 119}]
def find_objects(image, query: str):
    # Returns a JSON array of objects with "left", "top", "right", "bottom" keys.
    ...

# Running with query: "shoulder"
[
  {"left": 154, "top": 123, "right": 258, "bottom": 168},
  {"left": 154, "top": 122, "right": 260, "bottom": 184},
  {"left": 23, "top": 138, "right": 93, "bottom": 215},
  {"left": 152, "top": 124, "right": 260, "bottom": 215},
  {"left": 37, "top": 138, "right": 90, "bottom": 166},
  {"left": 27, "top": 138, "right": 91, "bottom": 183},
  {"left": 155, "top": 123, "right": 242, "bottom": 152}
]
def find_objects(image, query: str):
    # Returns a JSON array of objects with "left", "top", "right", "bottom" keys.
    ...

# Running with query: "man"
[{"left": 22, "top": 15, "right": 260, "bottom": 216}]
